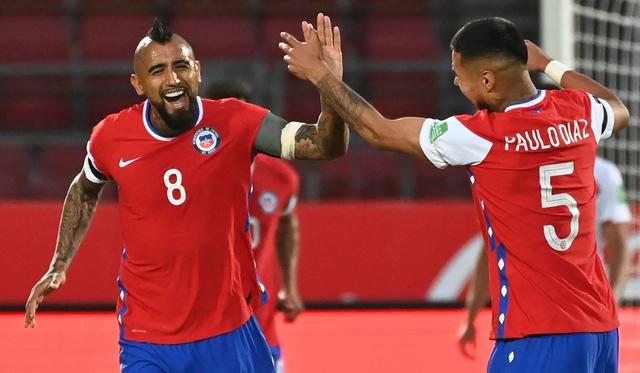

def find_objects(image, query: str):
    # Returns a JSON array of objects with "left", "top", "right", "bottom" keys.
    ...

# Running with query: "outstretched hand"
[
  {"left": 280, "top": 13, "right": 342, "bottom": 84},
  {"left": 25, "top": 269, "right": 66, "bottom": 328},
  {"left": 525, "top": 40, "right": 552, "bottom": 73}
]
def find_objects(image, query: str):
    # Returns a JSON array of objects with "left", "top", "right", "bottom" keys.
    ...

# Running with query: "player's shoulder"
[
  {"left": 91, "top": 101, "right": 145, "bottom": 138},
  {"left": 254, "top": 155, "right": 299, "bottom": 186},
  {"left": 546, "top": 88, "right": 592, "bottom": 107}
]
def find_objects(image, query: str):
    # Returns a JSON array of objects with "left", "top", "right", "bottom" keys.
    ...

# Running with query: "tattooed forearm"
[
  {"left": 51, "top": 173, "right": 104, "bottom": 271},
  {"left": 317, "top": 74, "right": 368, "bottom": 126},
  {"left": 294, "top": 124, "right": 323, "bottom": 159}
]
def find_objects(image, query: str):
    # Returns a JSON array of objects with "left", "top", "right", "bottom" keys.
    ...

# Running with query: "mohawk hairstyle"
[{"left": 147, "top": 18, "right": 173, "bottom": 43}]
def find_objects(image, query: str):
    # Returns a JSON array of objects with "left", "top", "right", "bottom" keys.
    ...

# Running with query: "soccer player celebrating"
[
  {"left": 280, "top": 15, "right": 630, "bottom": 372},
  {"left": 458, "top": 155, "right": 633, "bottom": 359},
  {"left": 24, "top": 18, "right": 346, "bottom": 372},
  {"left": 205, "top": 82, "right": 304, "bottom": 372}
]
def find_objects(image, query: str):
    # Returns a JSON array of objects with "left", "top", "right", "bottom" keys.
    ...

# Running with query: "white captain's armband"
[
  {"left": 588, "top": 94, "right": 615, "bottom": 142},
  {"left": 419, "top": 117, "right": 492, "bottom": 168},
  {"left": 83, "top": 141, "right": 109, "bottom": 184},
  {"left": 280, "top": 121, "right": 305, "bottom": 160}
]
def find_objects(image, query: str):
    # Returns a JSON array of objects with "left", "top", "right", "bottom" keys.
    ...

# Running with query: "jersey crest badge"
[
  {"left": 259, "top": 192, "right": 278, "bottom": 214},
  {"left": 193, "top": 127, "right": 221, "bottom": 155}
]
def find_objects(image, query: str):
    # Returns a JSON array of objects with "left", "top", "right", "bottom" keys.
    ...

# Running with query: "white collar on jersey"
[
  {"left": 142, "top": 96, "right": 204, "bottom": 141},
  {"left": 504, "top": 89, "right": 546, "bottom": 112}
]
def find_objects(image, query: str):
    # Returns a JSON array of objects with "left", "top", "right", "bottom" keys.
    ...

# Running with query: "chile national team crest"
[
  {"left": 193, "top": 127, "right": 221, "bottom": 155},
  {"left": 259, "top": 192, "right": 279, "bottom": 214}
]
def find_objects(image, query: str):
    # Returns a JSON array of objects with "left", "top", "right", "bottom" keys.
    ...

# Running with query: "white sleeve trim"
[
  {"left": 282, "top": 195, "right": 298, "bottom": 216},
  {"left": 588, "top": 94, "right": 615, "bottom": 142},
  {"left": 419, "top": 117, "right": 492, "bottom": 168}
]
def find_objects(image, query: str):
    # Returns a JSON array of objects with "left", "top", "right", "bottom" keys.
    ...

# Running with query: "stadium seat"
[
  {"left": 0, "top": 76, "right": 73, "bottom": 130},
  {"left": 80, "top": 16, "right": 151, "bottom": 61},
  {"left": 412, "top": 159, "right": 471, "bottom": 199},
  {"left": 0, "top": 16, "right": 69, "bottom": 63},
  {"left": 172, "top": 16, "right": 257, "bottom": 59},
  {"left": 368, "top": 72, "right": 438, "bottom": 118},
  {"left": 281, "top": 75, "right": 321, "bottom": 123},
  {"left": 85, "top": 75, "right": 142, "bottom": 126},
  {"left": 0, "top": 146, "right": 30, "bottom": 199},
  {"left": 29, "top": 145, "right": 86, "bottom": 199},
  {"left": 365, "top": 16, "right": 438, "bottom": 59}
]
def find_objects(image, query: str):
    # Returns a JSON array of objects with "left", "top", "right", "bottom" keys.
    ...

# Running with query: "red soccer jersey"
[
  {"left": 419, "top": 89, "right": 619, "bottom": 339},
  {"left": 249, "top": 155, "right": 299, "bottom": 347},
  {"left": 83, "top": 97, "right": 269, "bottom": 344}
]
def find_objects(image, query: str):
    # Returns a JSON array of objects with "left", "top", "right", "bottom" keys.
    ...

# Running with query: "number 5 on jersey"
[
  {"left": 539, "top": 162, "right": 580, "bottom": 251},
  {"left": 164, "top": 169, "right": 187, "bottom": 206}
]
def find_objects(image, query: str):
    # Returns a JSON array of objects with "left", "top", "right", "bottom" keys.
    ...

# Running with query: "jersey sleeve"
[
  {"left": 596, "top": 161, "right": 632, "bottom": 224},
  {"left": 83, "top": 120, "right": 111, "bottom": 184},
  {"left": 227, "top": 99, "right": 270, "bottom": 153},
  {"left": 588, "top": 93, "right": 615, "bottom": 142},
  {"left": 418, "top": 116, "right": 493, "bottom": 169}
]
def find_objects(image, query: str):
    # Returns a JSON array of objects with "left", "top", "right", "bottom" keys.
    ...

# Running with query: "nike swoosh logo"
[{"left": 119, "top": 157, "right": 141, "bottom": 168}]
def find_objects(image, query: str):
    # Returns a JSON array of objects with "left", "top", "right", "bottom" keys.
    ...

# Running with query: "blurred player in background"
[
  {"left": 459, "top": 155, "right": 632, "bottom": 358},
  {"left": 205, "top": 82, "right": 304, "bottom": 373},
  {"left": 281, "top": 14, "right": 630, "bottom": 372},
  {"left": 25, "top": 17, "right": 346, "bottom": 373}
]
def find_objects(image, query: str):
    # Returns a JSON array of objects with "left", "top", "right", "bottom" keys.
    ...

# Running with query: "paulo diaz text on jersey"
[
  {"left": 419, "top": 89, "right": 619, "bottom": 339},
  {"left": 249, "top": 154, "right": 299, "bottom": 348},
  {"left": 83, "top": 97, "right": 270, "bottom": 344}
]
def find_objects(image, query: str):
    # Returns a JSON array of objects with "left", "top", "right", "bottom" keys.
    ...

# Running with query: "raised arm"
[
  {"left": 525, "top": 40, "right": 630, "bottom": 133},
  {"left": 25, "top": 171, "right": 105, "bottom": 327},
  {"left": 256, "top": 16, "right": 348, "bottom": 161},
  {"left": 279, "top": 14, "right": 426, "bottom": 158}
]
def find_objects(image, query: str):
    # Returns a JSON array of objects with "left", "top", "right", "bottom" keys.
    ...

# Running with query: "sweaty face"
[
  {"left": 451, "top": 52, "right": 489, "bottom": 110},
  {"left": 132, "top": 37, "right": 201, "bottom": 133}
]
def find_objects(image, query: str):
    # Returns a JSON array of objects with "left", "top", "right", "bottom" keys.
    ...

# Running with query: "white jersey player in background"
[{"left": 458, "top": 156, "right": 632, "bottom": 358}]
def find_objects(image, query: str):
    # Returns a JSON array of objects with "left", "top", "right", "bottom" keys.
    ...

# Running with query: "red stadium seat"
[
  {"left": 412, "top": 159, "right": 471, "bottom": 199},
  {"left": 85, "top": 75, "right": 142, "bottom": 126},
  {"left": 365, "top": 16, "right": 438, "bottom": 59},
  {"left": 81, "top": 16, "right": 150, "bottom": 61},
  {"left": 172, "top": 16, "right": 257, "bottom": 59},
  {"left": 281, "top": 75, "right": 321, "bottom": 123},
  {"left": 368, "top": 72, "right": 438, "bottom": 118},
  {"left": 29, "top": 145, "right": 86, "bottom": 199},
  {"left": 0, "top": 76, "right": 73, "bottom": 130},
  {"left": 0, "top": 146, "right": 30, "bottom": 199},
  {"left": 0, "top": 16, "right": 69, "bottom": 63}
]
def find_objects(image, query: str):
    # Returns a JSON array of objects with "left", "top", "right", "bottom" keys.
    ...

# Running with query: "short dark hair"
[
  {"left": 204, "top": 80, "right": 253, "bottom": 102},
  {"left": 147, "top": 18, "right": 173, "bottom": 43},
  {"left": 450, "top": 17, "right": 527, "bottom": 65}
]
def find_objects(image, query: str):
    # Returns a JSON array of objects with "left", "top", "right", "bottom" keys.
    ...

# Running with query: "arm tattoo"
[
  {"left": 294, "top": 124, "right": 323, "bottom": 160},
  {"left": 52, "top": 175, "right": 103, "bottom": 271},
  {"left": 317, "top": 74, "right": 368, "bottom": 126}
]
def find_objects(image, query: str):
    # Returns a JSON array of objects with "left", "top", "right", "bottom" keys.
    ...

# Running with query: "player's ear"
[
  {"left": 481, "top": 70, "right": 495, "bottom": 92},
  {"left": 195, "top": 60, "right": 202, "bottom": 83},
  {"left": 130, "top": 74, "right": 145, "bottom": 96}
]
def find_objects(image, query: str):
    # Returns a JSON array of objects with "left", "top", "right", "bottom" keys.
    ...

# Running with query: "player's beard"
[{"left": 152, "top": 93, "right": 198, "bottom": 135}]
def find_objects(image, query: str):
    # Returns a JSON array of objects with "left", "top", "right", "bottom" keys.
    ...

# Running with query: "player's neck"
[{"left": 494, "top": 76, "right": 538, "bottom": 113}]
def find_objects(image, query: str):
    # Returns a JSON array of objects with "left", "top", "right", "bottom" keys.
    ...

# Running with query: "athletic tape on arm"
[{"left": 281, "top": 121, "right": 305, "bottom": 160}]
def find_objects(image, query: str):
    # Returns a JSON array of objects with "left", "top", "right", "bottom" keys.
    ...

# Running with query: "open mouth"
[{"left": 163, "top": 88, "right": 186, "bottom": 103}]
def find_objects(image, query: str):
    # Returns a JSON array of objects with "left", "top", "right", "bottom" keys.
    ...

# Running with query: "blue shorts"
[
  {"left": 119, "top": 316, "right": 275, "bottom": 373},
  {"left": 488, "top": 329, "right": 618, "bottom": 373}
]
